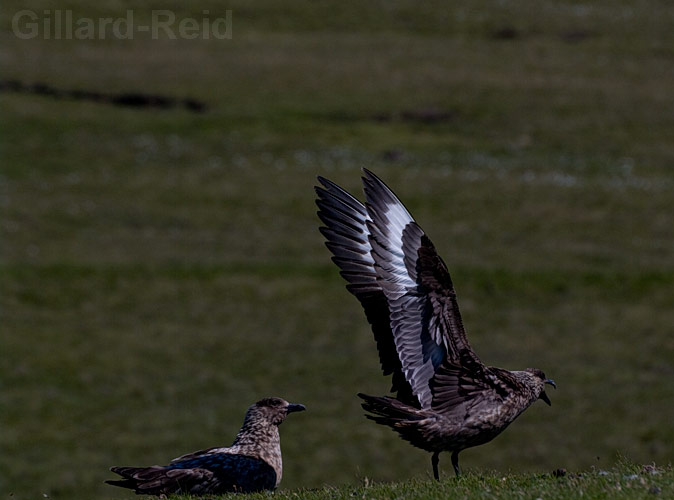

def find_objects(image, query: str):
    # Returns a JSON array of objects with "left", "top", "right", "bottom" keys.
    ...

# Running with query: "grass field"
[
  {"left": 190, "top": 463, "right": 674, "bottom": 500},
  {"left": 1, "top": 2, "right": 673, "bottom": 499}
]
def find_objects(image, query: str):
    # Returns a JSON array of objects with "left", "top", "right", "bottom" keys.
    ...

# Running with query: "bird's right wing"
[
  {"left": 315, "top": 175, "right": 417, "bottom": 406},
  {"left": 362, "top": 169, "right": 483, "bottom": 409}
]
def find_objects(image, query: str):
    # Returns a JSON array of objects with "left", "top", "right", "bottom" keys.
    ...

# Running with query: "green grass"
[
  {"left": 2, "top": 1, "right": 673, "bottom": 499},
  {"left": 181, "top": 463, "right": 674, "bottom": 500}
]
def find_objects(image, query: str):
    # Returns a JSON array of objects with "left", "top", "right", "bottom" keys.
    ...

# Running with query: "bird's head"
[
  {"left": 247, "top": 397, "right": 306, "bottom": 426},
  {"left": 524, "top": 368, "right": 556, "bottom": 406}
]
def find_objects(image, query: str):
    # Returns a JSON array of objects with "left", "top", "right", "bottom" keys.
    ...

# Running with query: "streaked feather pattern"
[{"left": 106, "top": 397, "right": 305, "bottom": 495}]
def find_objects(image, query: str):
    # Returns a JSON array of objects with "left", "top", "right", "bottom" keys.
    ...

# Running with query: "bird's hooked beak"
[
  {"left": 286, "top": 403, "right": 306, "bottom": 414},
  {"left": 540, "top": 378, "right": 556, "bottom": 406}
]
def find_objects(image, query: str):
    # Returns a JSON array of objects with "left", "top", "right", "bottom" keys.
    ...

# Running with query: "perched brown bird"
[
  {"left": 315, "top": 169, "right": 555, "bottom": 480},
  {"left": 106, "top": 397, "right": 305, "bottom": 495}
]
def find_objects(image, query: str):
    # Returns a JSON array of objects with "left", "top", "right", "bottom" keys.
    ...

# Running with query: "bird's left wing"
[
  {"left": 170, "top": 446, "right": 224, "bottom": 463},
  {"left": 429, "top": 361, "right": 523, "bottom": 416},
  {"left": 362, "top": 169, "right": 482, "bottom": 409},
  {"left": 169, "top": 453, "right": 277, "bottom": 493}
]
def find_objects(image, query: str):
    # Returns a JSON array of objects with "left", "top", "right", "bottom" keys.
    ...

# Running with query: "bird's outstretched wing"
[
  {"left": 316, "top": 175, "right": 417, "bottom": 406},
  {"left": 361, "top": 169, "right": 483, "bottom": 409},
  {"left": 317, "top": 169, "right": 483, "bottom": 410}
]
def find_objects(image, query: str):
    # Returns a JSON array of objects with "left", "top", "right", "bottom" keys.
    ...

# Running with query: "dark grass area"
[{"left": 1, "top": 2, "right": 673, "bottom": 499}]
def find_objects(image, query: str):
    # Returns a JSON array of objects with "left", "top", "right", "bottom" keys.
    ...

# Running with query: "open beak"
[
  {"left": 540, "top": 379, "right": 556, "bottom": 406},
  {"left": 286, "top": 403, "right": 306, "bottom": 414}
]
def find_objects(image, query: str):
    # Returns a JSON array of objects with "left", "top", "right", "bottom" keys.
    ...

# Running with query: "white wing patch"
[
  {"left": 363, "top": 171, "right": 446, "bottom": 409},
  {"left": 365, "top": 182, "right": 417, "bottom": 301}
]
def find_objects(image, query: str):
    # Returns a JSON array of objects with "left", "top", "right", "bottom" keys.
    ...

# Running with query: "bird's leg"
[
  {"left": 431, "top": 452, "right": 440, "bottom": 481},
  {"left": 451, "top": 451, "right": 461, "bottom": 476}
]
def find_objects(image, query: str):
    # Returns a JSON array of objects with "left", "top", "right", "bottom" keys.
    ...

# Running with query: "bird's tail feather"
[
  {"left": 104, "top": 478, "right": 137, "bottom": 489},
  {"left": 358, "top": 393, "right": 425, "bottom": 423},
  {"left": 109, "top": 466, "right": 143, "bottom": 478},
  {"left": 106, "top": 465, "right": 180, "bottom": 495},
  {"left": 358, "top": 393, "right": 439, "bottom": 452}
]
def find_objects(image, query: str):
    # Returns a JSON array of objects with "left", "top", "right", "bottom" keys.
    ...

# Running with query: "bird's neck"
[
  {"left": 232, "top": 422, "right": 279, "bottom": 447},
  {"left": 232, "top": 422, "right": 283, "bottom": 486}
]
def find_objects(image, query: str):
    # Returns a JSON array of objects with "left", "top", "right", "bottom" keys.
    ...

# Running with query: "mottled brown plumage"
[
  {"left": 106, "top": 397, "right": 305, "bottom": 495},
  {"left": 316, "top": 169, "right": 555, "bottom": 479}
]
